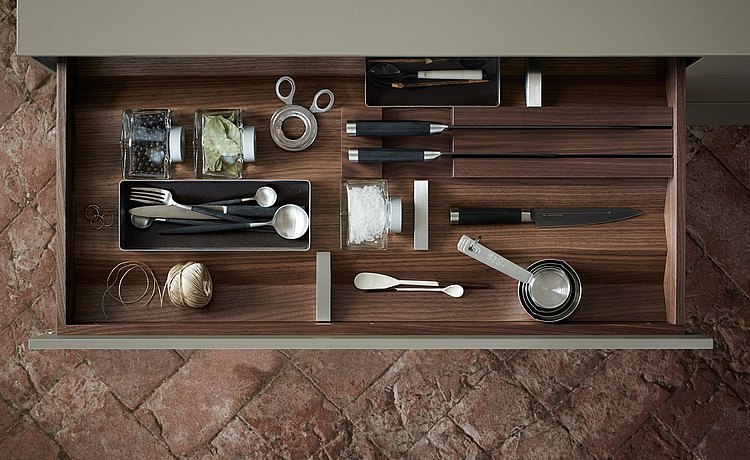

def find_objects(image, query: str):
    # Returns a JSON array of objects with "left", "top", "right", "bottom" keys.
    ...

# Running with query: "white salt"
[{"left": 347, "top": 185, "right": 387, "bottom": 244}]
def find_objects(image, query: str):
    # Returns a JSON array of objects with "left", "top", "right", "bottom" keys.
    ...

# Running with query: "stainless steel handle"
[{"left": 457, "top": 235, "right": 533, "bottom": 283}]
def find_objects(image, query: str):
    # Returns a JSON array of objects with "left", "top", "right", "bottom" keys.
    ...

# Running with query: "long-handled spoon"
[
  {"left": 158, "top": 204, "right": 309, "bottom": 239},
  {"left": 395, "top": 284, "right": 465, "bottom": 298},
  {"left": 198, "top": 186, "right": 277, "bottom": 207},
  {"left": 354, "top": 272, "right": 439, "bottom": 290}
]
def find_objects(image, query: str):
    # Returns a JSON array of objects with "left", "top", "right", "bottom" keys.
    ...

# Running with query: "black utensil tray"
[
  {"left": 365, "top": 57, "right": 500, "bottom": 107},
  {"left": 119, "top": 179, "right": 311, "bottom": 251}
]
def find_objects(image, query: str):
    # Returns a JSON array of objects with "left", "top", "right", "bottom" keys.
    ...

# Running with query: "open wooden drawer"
[{"left": 33, "top": 57, "right": 711, "bottom": 349}]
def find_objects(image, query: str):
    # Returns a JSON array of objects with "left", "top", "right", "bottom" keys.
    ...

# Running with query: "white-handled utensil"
[{"left": 354, "top": 272, "right": 439, "bottom": 290}]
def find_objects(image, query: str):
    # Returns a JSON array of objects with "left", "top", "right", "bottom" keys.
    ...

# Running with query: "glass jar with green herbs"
[{"left": 194, "top": 109, "right": 256, "bottom": 178}]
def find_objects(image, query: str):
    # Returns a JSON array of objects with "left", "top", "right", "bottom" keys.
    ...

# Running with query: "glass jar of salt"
[
  {"left": 121, "top": 109, "right": 184, "bottom": 179},
  {"left": 194, "top": 109, "right": 256, "bottom": 179},
  {"left": 341, "top": 180, "right": 402, "bottom": 250}
]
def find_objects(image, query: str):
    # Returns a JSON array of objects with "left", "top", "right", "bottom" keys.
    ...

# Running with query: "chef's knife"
[
  {"left": 348, "top": 148, "right": 555, "bottom": 163},
  {"left": 129, "top": 205, "right": 278, "bottom": 220},
  {"left": 449, "top": 207, "right": 641, "bottom": 227},
  {"left": 346, "top": 120, "right": 644, "bottom": 137}
]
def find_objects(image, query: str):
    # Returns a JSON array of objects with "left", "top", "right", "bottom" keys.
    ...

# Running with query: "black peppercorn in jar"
[{"left": 121, "top": 109, "right": 184, "bottom": 179}]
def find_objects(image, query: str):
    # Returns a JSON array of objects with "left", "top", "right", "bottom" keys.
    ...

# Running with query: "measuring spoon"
[{"left": 395, "top": 284, "right": 465, "bottom": 298}]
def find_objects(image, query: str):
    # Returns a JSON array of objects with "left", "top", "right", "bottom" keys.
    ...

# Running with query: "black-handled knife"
[
  {"left": 347, "top": 121, "right": 443, "bottom": 137},
  {"left": 346, "top": 120, "right": 647, "bottom": 137},
  {"left": 449, "top": 207, "right": 641, "bottom": 227},
  {"left": 349, "top": 148, "right": 441, "bottom": 163}
]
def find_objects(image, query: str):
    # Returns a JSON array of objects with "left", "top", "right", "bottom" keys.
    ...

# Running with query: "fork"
[{"left": 130, "top": 187, "right": 250, "bottom": 223}]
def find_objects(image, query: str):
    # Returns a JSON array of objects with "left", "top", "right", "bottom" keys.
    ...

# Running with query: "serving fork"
[{"left": 130, "top": 187, "right": 250, "bottom": 223}]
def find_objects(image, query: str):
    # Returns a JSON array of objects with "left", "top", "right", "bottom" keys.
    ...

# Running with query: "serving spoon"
[{"left": 159, "top": 204, "right": 309, "bottom": 239}]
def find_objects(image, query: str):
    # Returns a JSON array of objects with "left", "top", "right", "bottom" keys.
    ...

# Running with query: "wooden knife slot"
[{"left": 56, "top": 56, "right": 686, "bottom": 338}]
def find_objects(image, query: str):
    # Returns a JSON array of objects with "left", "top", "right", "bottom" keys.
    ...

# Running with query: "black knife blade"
[{"left": 449, "top": 207, "right": 641, "bottom": 227}]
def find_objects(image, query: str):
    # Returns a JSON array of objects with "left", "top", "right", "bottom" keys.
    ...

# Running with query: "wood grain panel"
[
  {"left": 76, "top": 57, "right": 365, "bottom": 78},
  {"left": 665, "top": 58, "right": 686, "bottom": 325},
  {"left": 452, "top": 157, "right": 674, "bottom": 179},
  {"left": 57, "top": 59, "right": 76, "bottom": 327},
  {"left": 452, "top": 107, "right": 673, "bottom": 127},
  {"left": 452, "top": 128, "right": 673, "bottom": 155},
  {"left": 56, "top": 321, "right": 686, "bottom": 336}
]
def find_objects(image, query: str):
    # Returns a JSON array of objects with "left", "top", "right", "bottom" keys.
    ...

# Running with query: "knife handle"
[
  {"left": 187, "top": 206, "right": 251, "bottom": 223},
  {"left": 160, "top": 222, "right": 252, "bottom": 234},
  {"left": 346, "top": 121, "right": 435, "bottom": 137},
  {"left": 195, "top": 205, "right": 279, "bottom": 218},
  {"left": 349, "top": 148, "right": 431, "bottom": 163},
  {"left": 449, "top": 207, "right": 523, "bottom": 225}
]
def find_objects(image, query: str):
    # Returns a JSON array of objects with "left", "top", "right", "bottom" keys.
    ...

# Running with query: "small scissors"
[{"left": 270, "top": 76, "right": 334, "bottom": 152}]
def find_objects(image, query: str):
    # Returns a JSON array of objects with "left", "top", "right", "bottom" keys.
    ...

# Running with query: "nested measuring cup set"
[
  {"left": 457, "top": 235, "right": 582, "bottom": 322},
  {"left": 121, "top": 76, "right": 334, "bottom": 180}
]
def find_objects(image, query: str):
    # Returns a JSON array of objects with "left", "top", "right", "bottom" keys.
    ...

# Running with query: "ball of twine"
[{"left": 167, "top": 262, "right": 213, "bottom": 308}]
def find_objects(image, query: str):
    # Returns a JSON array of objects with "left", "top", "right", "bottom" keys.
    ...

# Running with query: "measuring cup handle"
[
  {"left": 310, "top": 89, "right": 334, "bottom": 113},
  {"left": 457, "top": 235, "right": 534, "bottom": 283},
  {"left": 275, "top": 76, "right": 296, "bottom": 105}
]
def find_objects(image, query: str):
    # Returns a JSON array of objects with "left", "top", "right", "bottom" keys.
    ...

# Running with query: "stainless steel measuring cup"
[
  {"left": 457, "top": 235, "right": 582, "bottom": 322},
  {"left": 270, "top": 76, "right": 334, "bottom": 152}
]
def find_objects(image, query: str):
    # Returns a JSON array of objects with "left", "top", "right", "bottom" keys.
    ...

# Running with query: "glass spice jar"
[
  {"left": 340, "top": 180, "right": 402, "bottom": 250},
  {"left": 121, "top": 109, "right": 184, "bottom": 179},
  {"left": 194, "top": 109, "right": 256, "bottom": 179}
]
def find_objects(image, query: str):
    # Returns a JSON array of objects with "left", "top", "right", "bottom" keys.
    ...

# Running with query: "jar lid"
[
  {"left": 242, "top": 126, "right": 256, "bottom": 163},
  {"left": 389, "top": 197, "right": 402, "bottom": 233},
  {"left": 169, "top": 126, "right": 184, "bottom": 162}
]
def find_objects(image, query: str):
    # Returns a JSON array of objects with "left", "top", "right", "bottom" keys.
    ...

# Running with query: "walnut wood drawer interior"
[{"left": 56, "top": 57, "right": 685, "bottom": 337}]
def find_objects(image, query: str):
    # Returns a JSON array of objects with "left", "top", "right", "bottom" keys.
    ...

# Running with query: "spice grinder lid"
[
  {"left": 169, "top": 126, "right": 184, "bottom": 162},
  {"left": 389, "top": 197, "right": 402, "bottom": 233},
  {"left": 242, "top": 126, "right": 256, "bottom": 163}
]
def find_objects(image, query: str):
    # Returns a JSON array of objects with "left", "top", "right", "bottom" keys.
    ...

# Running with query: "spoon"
[
  {"left": 158, "top": 204, "right": 309, "bottom": 239},
  {"left": 199, "top": 186, "right": 278, "bottom": 208},
  {"left": 354, "top": 272, "right": 439, "bottom": 290},
  {"left": 395, "top": 284, "right": 465, "bottom": 298},
  {"left": 367, "top": 63, "right": 483, "bottom": 85}
]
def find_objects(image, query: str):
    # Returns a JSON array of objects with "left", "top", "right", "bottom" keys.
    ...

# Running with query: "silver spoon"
[
  {"left": 199, "top": 186, "right": 278, "bottom": 208},
  {"left": 395, "top": 284, "right": 465, "bottom": 298},
  {"left": 354, "top": 272, "right": 439, "bottom": 290},
  {"left": 158, "top": 204, "right": 309, "bottom": 239}
]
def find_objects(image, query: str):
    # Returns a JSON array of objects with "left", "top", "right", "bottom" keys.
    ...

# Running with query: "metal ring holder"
[{"left": 270, "top": 76, "right": 334, "bottom": 152}]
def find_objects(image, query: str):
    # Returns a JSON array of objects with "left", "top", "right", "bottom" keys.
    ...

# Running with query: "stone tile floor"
[{"left": 1, "top": 6, "right": 749, "bottom": 460}]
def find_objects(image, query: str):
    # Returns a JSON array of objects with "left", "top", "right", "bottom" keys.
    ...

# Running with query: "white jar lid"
[
  {"left": 389, "top": 197, "right": 402, "bottom": 234},
  {"left": 169, "top": 126, "right": 184, "bottom": 162},
  {"left": 243, "top": 126, "right": 256, "bottom": 163}
]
